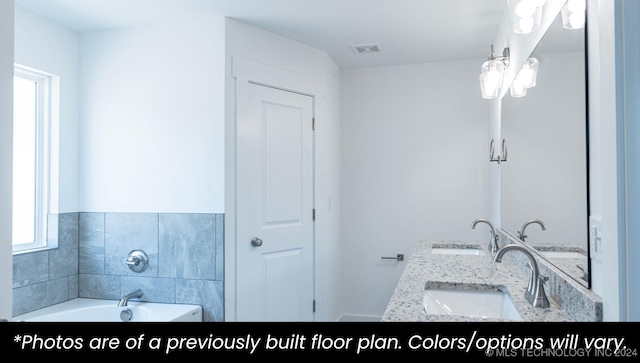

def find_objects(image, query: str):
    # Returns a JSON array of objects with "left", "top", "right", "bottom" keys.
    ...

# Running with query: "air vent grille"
[{"left": 350, "top": 43, "right": 382, "bottom": 55}]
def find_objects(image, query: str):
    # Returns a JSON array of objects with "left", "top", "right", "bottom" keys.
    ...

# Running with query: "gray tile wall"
[
  {"left": 12, "top": 213, "right": 78, "bottom": 316},
  {"left": 12, "top": 212, "right": 224, "bottom": 322}
]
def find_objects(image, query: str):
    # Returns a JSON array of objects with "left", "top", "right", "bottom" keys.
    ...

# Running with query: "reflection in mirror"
[{"left": 501, "top": 11, "right": 588, "bottom": 287}]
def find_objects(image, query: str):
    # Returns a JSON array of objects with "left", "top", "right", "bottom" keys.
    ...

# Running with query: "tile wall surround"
[{"left": 12, "top": 212, "right": 224, "bottom": 322}]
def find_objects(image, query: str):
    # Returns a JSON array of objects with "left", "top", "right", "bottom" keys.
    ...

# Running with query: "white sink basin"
[
  {"left": 540, "top": 251, "right": 585, "bottom": 259},
  {"left": 423, "top": 288, "right": 522, "bottom": 320},
  {"left": 430, "top": 247, "right": 486, "bottom": 256}
]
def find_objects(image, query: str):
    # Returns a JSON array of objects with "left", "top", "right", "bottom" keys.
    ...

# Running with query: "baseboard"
[{"left": 337, "top": 314, "right": 381, "bottom": 322}]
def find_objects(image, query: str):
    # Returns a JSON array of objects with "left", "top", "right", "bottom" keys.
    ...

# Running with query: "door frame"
[
  {"left": 225, "top": 57, "right": 321, "bottom": 321},
  {"left": 0, "top": 0, "right": 14, "bottom": 321}
]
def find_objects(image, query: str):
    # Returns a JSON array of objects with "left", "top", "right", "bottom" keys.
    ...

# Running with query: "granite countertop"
[
  {"left": 525, "top": 242, "right": 590, "bottom": 284},
  {"left": 381, "top": 240, "right": 574, "bottom": 322}
]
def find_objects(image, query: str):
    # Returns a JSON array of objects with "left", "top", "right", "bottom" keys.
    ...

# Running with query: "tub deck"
[{"left": 12, "top": 298, "right": 202, "bottom": 322}]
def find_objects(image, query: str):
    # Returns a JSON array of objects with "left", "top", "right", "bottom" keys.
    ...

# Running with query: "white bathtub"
[{"left": 12, "top": 298, "right": 202, "bottom": 322}]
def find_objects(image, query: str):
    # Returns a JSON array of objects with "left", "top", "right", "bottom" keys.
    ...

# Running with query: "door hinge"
[
  {"left": 313, "top": 300, "right": 316, "bottom": 313},
  {"left": 313, "top": 209, "right": 316, "bottom": 221},
  {"left": 312, "top": 117, "right": 316, "bottom": 130}
]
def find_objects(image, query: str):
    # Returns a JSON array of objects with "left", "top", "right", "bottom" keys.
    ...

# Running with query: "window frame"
[{"left": 12, "top": 64, "right": 59, "bottom": 254}]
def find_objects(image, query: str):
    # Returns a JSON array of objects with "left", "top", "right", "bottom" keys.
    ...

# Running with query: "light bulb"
[
  {"left": 520, "top": 69, "right": 534, "bottom": 84},
  {"left": 569, "top": 12, "right": 586, "bottom": 29},
  {"left": 519, "top": 17, "right": 535, "bottom": 33},
  {"left": 480, "top": 60, "right": 504, "bottom": 99},
  {"left": 515, "top": 0, "right": 536, "bottom": 17},
  {"left": 481, "top": 67, "right": 501, "bottom": 96},
  {"left": 520, "top": 57, "right": 538, "bottom": 88},
  {"left": 511, "top": 0, "right": 542, "bottom": 34},
  {"left": 530, "top": 0, "right": 548, "bottom": 6},
  {"left": 510, "top": 78, "right": 527, "bottom": 97},
  {"left": 567, "top": 0, "right": 586, "bottom": 13},
  {"left": 562, "top": 0, "right": 586, "bottom": 29}
]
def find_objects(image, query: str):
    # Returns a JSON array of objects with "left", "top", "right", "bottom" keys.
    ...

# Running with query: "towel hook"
[
  {"left": 501, "top": 138, "right": 508, "bottom": 162},
  {"left": 490, "top": 138, "right": 507, "bottom": 163}
]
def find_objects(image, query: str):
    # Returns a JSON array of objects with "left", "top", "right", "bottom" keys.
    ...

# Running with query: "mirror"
[{"left": 501, "top": 11, "right": 589, "bottom": 287}]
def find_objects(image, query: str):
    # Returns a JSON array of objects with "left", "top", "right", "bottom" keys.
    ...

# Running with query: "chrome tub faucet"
[{"left": 117, "top": 288, "right": 143, "bottom": 307}]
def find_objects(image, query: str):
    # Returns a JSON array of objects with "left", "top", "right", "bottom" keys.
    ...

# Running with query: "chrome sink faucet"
[
  {"left": 517, "top": 219, "right": 547, "bottom": 242},
  {"left": 471, "top": 218, "right": 499, "bottom": 253},
  {"left": 117, "top": 288, "right": 143, "bottom": 307},
  {"left": 493, "top": 244, "right": 550, "bottom": 308}
]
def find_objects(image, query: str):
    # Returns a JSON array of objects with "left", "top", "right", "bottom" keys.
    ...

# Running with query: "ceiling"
[{"left": 14, "top": 0, "right": 509, "bottom": 69}]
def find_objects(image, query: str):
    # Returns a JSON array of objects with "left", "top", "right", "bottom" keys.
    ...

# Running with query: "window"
[{"left": 12, "top": 64, "right": 59, "bottom": 253}]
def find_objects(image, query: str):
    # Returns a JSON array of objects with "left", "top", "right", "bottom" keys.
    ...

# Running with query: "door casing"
[{"left": 225, "top": 57, "right": 322, "bottom": 321}]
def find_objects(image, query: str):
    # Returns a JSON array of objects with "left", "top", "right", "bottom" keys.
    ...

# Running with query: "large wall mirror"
[{"left": 501, "top": 10, "right": 589, "bottom": 287}]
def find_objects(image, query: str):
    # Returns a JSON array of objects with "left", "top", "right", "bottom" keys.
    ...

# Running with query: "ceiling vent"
[{"left": 350, "top": 42, "right": 382, "bottom": 55}]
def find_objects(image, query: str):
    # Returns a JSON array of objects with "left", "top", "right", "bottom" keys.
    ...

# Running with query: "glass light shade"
[
  {"left": 529, "top": 0, "right": 550, "bottom": 6},
  {"left": 509, "top": 0, "right": 544, "bottom": 34},
  {"left": 561, "top": 0, "right": 586, "bottom": 29},
  {"left": 520, "top": 57, "right": 539, "bottom": 88},
  {"left": 510, "top": 78, "right": 528, "bottom": 97},
  {"left": 509, "top": 57, "right": 538, "bottom": 97},
  {"left": 480, "top": 59, "right": 505, "bottom": 99}
]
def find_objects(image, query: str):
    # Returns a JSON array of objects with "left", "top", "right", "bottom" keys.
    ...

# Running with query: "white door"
[{"left": 235, "top": 81, "right": 315, "bottom": 321}]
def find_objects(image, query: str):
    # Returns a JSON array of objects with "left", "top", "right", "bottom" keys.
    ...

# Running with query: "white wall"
[
  {"left": 0, "top": 0, "right": 14, "bottom": 319},
  {"left": 14, "top": 6, "right": 80, "bottom": 213},
  {"left": 340, "top": 59, "right": 490, "bottom": 318},
  {"left": 224, "top": 18, "right": 342, "bottom": 321},
  {"left": 79, "top": 16, "right": 226, "bottom": 213}
]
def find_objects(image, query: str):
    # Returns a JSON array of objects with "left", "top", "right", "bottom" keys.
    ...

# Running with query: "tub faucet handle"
[{"left": 125, "top": 249, "right": 149, "bottom": 273}]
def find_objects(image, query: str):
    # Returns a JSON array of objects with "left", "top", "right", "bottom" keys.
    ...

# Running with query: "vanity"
[
  {"left": 381, "top": 238, "right": 602, "bottom": 322},
  {"left": 382, "top": 1, "right": 604, "bottom": 323}
]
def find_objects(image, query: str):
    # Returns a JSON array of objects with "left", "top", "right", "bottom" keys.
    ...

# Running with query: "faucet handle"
[
  {"left": 524, "top": 263, "right": 534, "bottom": 300},
  {"left": 517, "top": 231, "right": 526, "bottom": 241},
  {"left": 533, "top": 274, "right": 551, "bottom": 308},
  {"left": 577, "top": 264, "right": 589, "bottom": 281},
  {"left": 125, "top": 250, "right": 149, "bottom": 273}
]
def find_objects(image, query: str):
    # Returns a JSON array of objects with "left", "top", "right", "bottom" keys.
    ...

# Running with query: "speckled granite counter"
[
  {"left": 526, "top": 242, "right": 589, "bottom": 285},
  {"left": 498, "top": 230, "right": 603, "bottom": 322},
  {"left": 381, "top": 240, "right": 574, "bottom": 322}
]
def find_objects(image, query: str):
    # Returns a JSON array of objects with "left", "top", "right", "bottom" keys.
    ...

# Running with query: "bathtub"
[{"left": 12, "top": 298, "right": 202, "bottom": 322}]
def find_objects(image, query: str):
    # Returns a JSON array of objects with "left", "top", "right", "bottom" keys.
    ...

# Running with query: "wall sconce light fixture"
[
  {"left": 561, "top": 0, "right": 586, "bottom": 29},
  {"left": 480, "top": 44, "right": 510, "bottom": 99},
  {"left": 508, "top": 0, "right": 549, "bottom": 34},
  {"left": 510, "top": 57, "right": 539, "bottom": 97}
]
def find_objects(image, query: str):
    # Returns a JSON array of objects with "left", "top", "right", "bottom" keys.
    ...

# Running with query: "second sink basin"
[
  {"left": 539, "top": 251, "right": 585, "bottom": 259},
  {"left": 423, "top": 287, "right": 522, "bottom": 321},
  {"left": 431, "top": 248, "right": 486, "bottom": 256},
  {"left": 430, "top": 243, "right": 486, "bottom": 256}
]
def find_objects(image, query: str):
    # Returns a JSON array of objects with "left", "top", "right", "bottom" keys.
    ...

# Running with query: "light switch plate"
[{"left": 589, "top": 215, "right": 602, "bottom": 262}]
